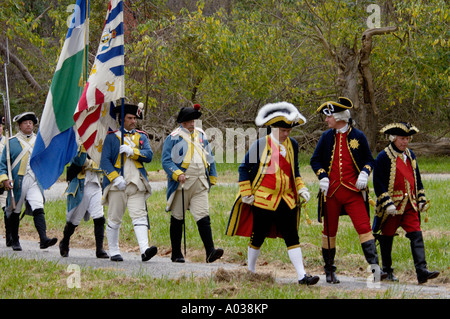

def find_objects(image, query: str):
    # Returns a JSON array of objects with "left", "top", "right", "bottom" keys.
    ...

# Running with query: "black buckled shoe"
[
  {"left": 110, "top": 254, "right": 124, "bottom": 262},
  {"left": 298, "top": 274, "right": 320, "bottom": 286},
  {"left": 417, "top": 270, "right": 440, "bottom": 284},
  {"left": 96, "top": 249, "right": 109, "bottom": 259},
  {"left": 171, "top": 256, "right": 185, "bottom": 263},
  {"left": 40, "top": 237, "right": 58, "bottom": 249},
  {"left": 206, "top": 248, "right": 224, "bottom": 263},
  {"left": 142, "top": 246, "right": 158, "bottom": 262},
  {"left": 12, "top": 240, "right": 22, "bottom": 251}
]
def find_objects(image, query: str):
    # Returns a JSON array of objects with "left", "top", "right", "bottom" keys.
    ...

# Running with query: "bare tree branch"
[
  {"left": 0, "top": 42, "right": 42, "bottom": 91},
  {"left": 359, "top": 26, "right": 398, "bottom": 116}
]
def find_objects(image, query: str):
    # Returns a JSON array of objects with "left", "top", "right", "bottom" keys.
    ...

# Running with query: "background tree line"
[{"left": 1, "top": 0, "right": 448, "bottom": 155}]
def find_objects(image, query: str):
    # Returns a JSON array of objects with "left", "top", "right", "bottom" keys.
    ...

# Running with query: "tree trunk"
[
  {"left": 333, "top": 27, "right": 397, "bottom": 152},
  {"left": 356, "top": 27, "right": 397, "bottom": 151}
]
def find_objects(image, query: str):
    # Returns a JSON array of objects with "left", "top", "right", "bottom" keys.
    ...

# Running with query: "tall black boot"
[
  {"left": 4, "top": 209, "right": 12, "bottom": 247},
  {"left": 378, "top": 235, "right": 398, "bottom": 281},
  {"left": 93, "top": 216, "right": 109, "bottom": 258},
  {"left": 9, "top": 212, "right": 22, "bottom": 251},
  {"left": 361, "top": 239, "right": 387, "bottom": 280},
  {"left": 33, "top": 209, "right": 57, "bottom": 249},
  {"left": 170, "top": 216, "right": 185, "bottom": 263},
  {"left": 197, "top": 216, "right": 223, "bottom": 263},
  {"left": 322, "top": 248, "right": 339, "bottom": 283},
  {"left": 406, "top": 231, "right": 440, "bottom": 284},
  {"left": 59, "top": 222, "right": 77, "bottom": 257}
]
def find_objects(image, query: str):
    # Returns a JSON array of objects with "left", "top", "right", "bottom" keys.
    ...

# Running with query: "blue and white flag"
[
  {"left": 74, "top": 0, "right": 124, "bottom": 164},
  {"left": 30, "top": 0, "right": 89, "bottom": 189}
]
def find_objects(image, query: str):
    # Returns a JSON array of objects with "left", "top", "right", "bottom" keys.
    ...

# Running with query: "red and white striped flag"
[{"left": 73, "top": 0, "right": 124, "bottom": 164}]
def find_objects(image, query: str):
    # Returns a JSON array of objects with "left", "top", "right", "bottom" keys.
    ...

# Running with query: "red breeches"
[
  {"left": 380, "top": 203, "right": 421, "bottom": 236},
  {"left": 323, "top": 186, "right": 372, "bottom": 237}
]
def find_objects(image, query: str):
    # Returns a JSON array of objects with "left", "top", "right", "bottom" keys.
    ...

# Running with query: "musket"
[{"left": 2, "top": 37, "right": 15, "bottom": 210}]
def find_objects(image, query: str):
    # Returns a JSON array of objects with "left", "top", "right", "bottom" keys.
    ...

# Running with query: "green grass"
[{"left": 1, "top": 154, "right": 448, "bottom": 299}]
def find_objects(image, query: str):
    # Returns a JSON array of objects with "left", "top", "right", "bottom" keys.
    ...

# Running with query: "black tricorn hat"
[
  {"left": 380, "top": 122, "right": 419, "bottom": 136},
  {"left": 13, "top": 112, "right": 39, "bottom": 124},
  {"left": 177, "top": 104, "right": 202, "bottom": 123},
  {"left": 316, "top": 97, "right": 353, "bottom": 115},
  {"left": 114, "top": 103, "right": 144, "bottom": 119}
]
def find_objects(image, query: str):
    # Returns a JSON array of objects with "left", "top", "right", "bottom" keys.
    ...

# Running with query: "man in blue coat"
[
  {"left": 162, "top": 104, "right": 222, "bottom": 263},
  {"left": 0, "top": 112, "right": 57, "bottom": 251},
  {"left": 100, "top": 103, "right": 157, "bottom": 262},
  {"left": 373, "top": 123, "right": 439, "bottom": 284},
  {"left": 59, "top": 144, "right": 108, "bottom": 258}
]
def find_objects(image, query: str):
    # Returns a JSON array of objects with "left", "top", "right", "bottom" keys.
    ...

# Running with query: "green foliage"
[{"left": 0, "top": 0, "right": 448, "bottom": 136}]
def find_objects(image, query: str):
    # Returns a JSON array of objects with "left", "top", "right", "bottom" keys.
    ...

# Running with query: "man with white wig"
[
  {"left": 372, "top": 122, "right": 439, "bottom": 284},
  {"left": 0, "top": 112, "right": 58, "bottom": 251},
  {"left": 226, "top": 101, "right": 319, "bottom": 286},
  {"left": 310, "top": 97, "right": 385, "bottom": 284}
]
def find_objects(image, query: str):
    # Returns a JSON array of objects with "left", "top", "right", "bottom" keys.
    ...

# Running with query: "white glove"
[
  {"left": 418, "top": 202, "right": 424, "bottom": 211},
  {"left": 119, "top": 144, "right": 134, "bottom": 157},
  {"left": 298, "top": 187, "right": 311, "bottom": 203},
  {"left": 356, "top": 171, "right": 369, "bottom": 190},
  {"left": 319, "top": 177, "right": 329, "bottom": 196},
  {"left": 113, "top": 176, "right": 126, "bottom": 190},
  {"left": 386, "top": 204, "right": 397, "bottom": 216},
  {"left": 242, "top": 195, "right": 255, "bottom": 205}
]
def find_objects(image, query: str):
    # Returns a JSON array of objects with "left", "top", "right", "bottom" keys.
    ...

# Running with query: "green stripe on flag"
[{"left": 50, "top": 46, "right": 87, "bottom": 131}]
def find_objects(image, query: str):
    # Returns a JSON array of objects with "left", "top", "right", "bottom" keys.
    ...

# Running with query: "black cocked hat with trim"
[
  {"left": 13, "top": 112, "right": 39, "bottom": 124},
  {"left": 380, "top": 122, "right": 419, "bottom": 136},
  {"left": 316, "top": 97, "right": 353, "bottom": 115}
]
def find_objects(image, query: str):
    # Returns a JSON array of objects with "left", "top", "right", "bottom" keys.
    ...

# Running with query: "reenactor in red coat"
[
  {"left": 227, "top": 101, "right": 319, "bottom": 285},
  {"left": 310, "top": 97, "right": 385, "bottom": 284},
  {"left": 373, "top": 123, "right": 440, "bottom": 284}
]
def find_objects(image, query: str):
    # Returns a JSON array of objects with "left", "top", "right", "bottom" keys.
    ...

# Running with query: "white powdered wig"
[
  {"left": 255, "top": 102, "right": 306, "bottom": 126},
  {"left": 332, "top": 109, "right": 351, "bottom": 123}
]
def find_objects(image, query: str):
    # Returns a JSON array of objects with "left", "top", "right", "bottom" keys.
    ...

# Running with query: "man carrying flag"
[{"left": 30, "top": 0, "right": 89, "bottom": 189}]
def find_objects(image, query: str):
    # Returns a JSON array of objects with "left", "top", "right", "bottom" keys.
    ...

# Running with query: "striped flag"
[
  {"left": 30, "top": 0, "right": 89, "bottom": 189},
  {"left": 74, "top": 0, "right": 124, "bottom": 164}
]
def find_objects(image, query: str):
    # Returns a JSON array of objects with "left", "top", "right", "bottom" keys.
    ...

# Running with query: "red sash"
[{"left": 394, "top": 156, "right": 416, "bottom": 199}]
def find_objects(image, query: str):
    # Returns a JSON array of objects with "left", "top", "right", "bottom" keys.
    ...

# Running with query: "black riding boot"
[
  {"left": 59, "top": 222, "right": 77, "bottom": 257},
  {"left": 361, "top": 239, "right": 387, "bottom": 280},
  {"left": 378, "top": 235, "right": 398, "bottom": 281},
  {"left": 170, "top": 216, "right": 185, "bottom": 262},
  {"left": 322, "top": 248, "right": 339, "bottom": 283},
  {"left": 93, "top": 217, "right": 109, "bottom": 258},
  {"left": 197, "top": 216, "right": 223, "bottom": 263},
  {"left": 33, "top": 209, "right": 58, "bottom": 249},
  {"left": 4, "top": 209, "right": 12, "bottom": 247},
  {"left": 9, "top": 212, "right": 21, "bottom": 251},
  {"left": 406, "top": 231, "right": 440, "bottom": 284}
]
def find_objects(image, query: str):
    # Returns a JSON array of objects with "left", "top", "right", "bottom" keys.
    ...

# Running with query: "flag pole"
[
  {"left": 120, "top": 97, "right": 125, "bottom": 176},
  {"left": 120, "top": 0, "right": 125, "bottom": 177}
]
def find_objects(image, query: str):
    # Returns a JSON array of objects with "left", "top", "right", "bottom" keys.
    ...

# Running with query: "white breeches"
[{"left": 67, "top": 182, "right": 104, "bottom": 226}]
